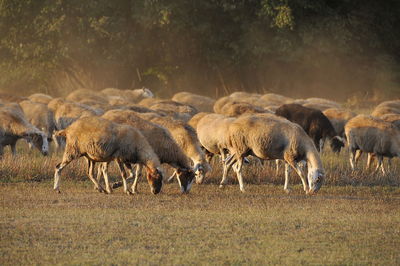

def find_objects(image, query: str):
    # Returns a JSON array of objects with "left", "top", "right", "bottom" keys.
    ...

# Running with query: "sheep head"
[
  {"left": 307, "top": 168, "right": 324, "bottom": 194},
  {"left": 146, "top": 166, "right": 163, "bottom": 194},
  {"left": 330, "top": 136, "right": 345, "bottom": 153},
  {"left": 24, "top": 131, "right": 49, "bottom": 156},
  {"left": 176, "top": 168, "right": 195, "bottom": 193}
]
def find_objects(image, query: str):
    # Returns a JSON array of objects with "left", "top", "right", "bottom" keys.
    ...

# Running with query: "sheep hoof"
[
  {"left": 284, "top": 188, "right": 292, "bottom": 194},
  {"left": 240, "top": 189, "right": 246, "bottom": 193},
  {"left": 54, "top": 189, "right": 61, "bottom": 194},
  {"left": 125, "top": 190, "right": 133, "bottom": 195},
  {"left": 219, "top": 184, "right": 225, "bottom": 189}
]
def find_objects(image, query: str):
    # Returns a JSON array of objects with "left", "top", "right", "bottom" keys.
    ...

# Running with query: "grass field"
[{"left": 1, "top": 144, "right": 400, "bottom": 265}]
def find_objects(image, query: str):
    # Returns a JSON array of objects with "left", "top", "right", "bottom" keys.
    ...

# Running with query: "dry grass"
[{"left": 0, "top": 143, "right": 400, "bottom": 265}]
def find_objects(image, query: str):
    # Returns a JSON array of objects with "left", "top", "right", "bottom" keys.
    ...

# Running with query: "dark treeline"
[{"left": 1, "top": 0, "right": 399, "bottom": 99}]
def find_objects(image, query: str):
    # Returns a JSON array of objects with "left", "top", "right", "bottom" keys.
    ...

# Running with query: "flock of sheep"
[{"left": 0, "top": 88, "right": 399, "bottom": 195}]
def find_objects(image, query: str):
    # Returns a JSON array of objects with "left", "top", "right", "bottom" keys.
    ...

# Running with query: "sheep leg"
[
  {"left": 167, "top": 171, "right": 177, "bottom": 183},
  {"left": 10, "top": 142, "right": 17, "bottom": 156},
  {"left": 287, "top": 161, "right": 309, "bottom": 193},
  {"left": 131, "top": 164, "right": 142, "bottom": 194},
  {"left": 319, "top": 139, "right": 324, "bottom": 153},
  {"left": 54, "top": 156, "right": 75, "bottom": 193},
  {"left": 232, "top": 157, "right": 245, "bottom": 192},
  {"left": 349, "top": 150, "right": 358, "bottom": 171},
  {"left": 366, "top": 153, "right": 375, "bottom": 170},
  {"left": 86, "top": 160, "right": 105, "bottom": 193},
  {"left": 283, "top": 162, "right": 292, "bottom": 193},
  {"left": 373, "top": 156, "right": 385, "bottom": 175},
  {"left": 116, "top": 160, "right": 132, "bottom": 195},
  {"left": 275, "top": 159, "right": 280, "bottom": 175},
  {"left": 219, "top": 156, "right": 236, "bottom": 188},
  {"left": 99, "top": 162, "right": 112, "bottom": 194}
]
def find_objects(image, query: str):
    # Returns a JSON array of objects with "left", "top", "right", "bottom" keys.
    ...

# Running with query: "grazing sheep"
[
  {"left": 102, "top": 109, "right": 195, "bottom": 192},
  {"left": 226, "top": 113, "right": 325, "bottom": 193},
  {"left": 149, "top": 100, "right": 198, "bottom": 122},
  {"left": 345, "top": 115, "right": 400, "bottom": 174},
  {"left": 172, "top": 92, "right": 215, "bottom": 112},
  {"left": 0, "top": 106, "right": 49, "bottom": 157},
  {"left": 54, "top": 102, "right": 98, "bottom": 130},
  {"left": 197, "top": 113, "right": 236, "bottom": 185},
  {"left": 261, "top": 93, "right": 293, "bottom": 105},
  {"left": 53, "top": 116, "right": 163, "bottom": 195},
  {"left": 380, "top": 113, "right": 400, "bottom": 129},
  {"left": 305, "top": 97, "right": 341, "bottom": 108},
  {"left": 102, "top": 87, "right": 154, "bottom": 103},
  {"left": 213, "top": 96, "right": 233, "bottom": 114},
  {"left": 187, "top": 112, "right": 211, "bottom": 130},
  {"left": 19, "top": 100, "right": 56, "bottom": 143},
  {"left": 66, "top": 88, "right": 108, "bottom": 104},
  {"left": 275, "top": 104, "right": 345, "bottom": 152},
  {"left": 323, "top": 108, "right": 357, "bottom": 137},
  {"left": 138, "top": 113, "right": 211, "bottom": 184},
  {"left": 371, "top": 106, "right": 400, "bottom": 117},
  {"left": 28, "top": 93, "right": 53, "bottom": 105},
  {"left": 219, "top": 101, "right": 267, "bottom": 117}
]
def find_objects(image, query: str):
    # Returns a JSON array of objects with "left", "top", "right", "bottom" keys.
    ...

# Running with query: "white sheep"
[
  {"left": 0, "top": 105, "right": 49, "bottom": 157},
  {"left": 345, "top": 114, "right": 400, "bottom": 174},
  {"left": 101, "top": 109, "right": 195, "bottom": 193},
  {"left": 53, "top": 116, "right": 163, "bottom": 195},
  {"left": 226, "top": 113, "right": 325, "bottom": 193},
  {"left": 172, "top": 92, "right": 215, "bottom": 113}
]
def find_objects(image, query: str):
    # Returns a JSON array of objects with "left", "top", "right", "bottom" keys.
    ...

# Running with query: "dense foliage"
[{"left": 0, "top": 0, "right": 399, "bottom": 98}]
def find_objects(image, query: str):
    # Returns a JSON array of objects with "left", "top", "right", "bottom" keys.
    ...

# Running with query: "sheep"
[
  {"left": 260, "top": 93, "right": 293, "bottom": 105},
  {"left": 28, "top": 93, "right": 53, "bottom": 105},
  {"left": 213, "top": 96, "right": 233, "bottom": 113},
  {"left": 137, "top": 113, "right": 211, "bottom": 184},
  {"left": 371, "top": 106, "right": 400, "bottom": 117},
  {"left": 323, "top": 108, "right": 357, "bottom": 137},
  {"left": 172, "top": 92, "right": 215, "bottom": 112},
  {"left": 19, "top": 100, "right": 56, "bottom": 143},
  {"left": 0, "top": 105, "right": 49, "bottom": 157},
  {"left": 226, "top": 113, "right": 325, "bottom": 193},
  {"left": 275, "top": 104, "right": 345, "bottom": 153},
  {"left": 303, "top": 102, "right": 336, "bottom": 111},
  {"left": 101, "top": 87, "right": 154, "bottom": 103},
  {"left": 380, "top": 113, "right": 400, "bottom": 129},
  {"left": 54, "top": 102, "right": 98, "bottom": 130},
  {"left": 187, "top": 112, "right": 211, "bottom": 130},
  {"left": 53, "top": 116, "right": 163, "bottom": 195},
  {"left": 47, "top": 97, "right": 67, "bottom": 113},
  {"left": 218, "top": 101, "right": 268, "bottom": 117},
  {"left": 374, "top": 100, "right": 400, "bottom": 110},
  {"left": 66, "top": 88, "right": 109, "bottom": 104},
  {"left": 305, "top": 97, "right": 341, "bottom": 108},
  {"left": 101, "top": 109, "right": 195, "bottom": 192},
  {"left": 138, "top": 97, "right": 164, "bottom": 107},
  {"left": 345, "top": 114, "right": 400, "bottom": 174},
  {"left": 197, "top": 113, "right": 236, "bottom": 186},
  {"left": 149, "top": 100, "right": 198, "bottom": 122}
]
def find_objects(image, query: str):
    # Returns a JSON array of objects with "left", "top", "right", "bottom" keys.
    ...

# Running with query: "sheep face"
[
  {"left": 146, "top": 167, "right": 163, "bottom": 194},
  {"left": 194, "top": 163, "right": 212, "bottom": 184},
  {"left": 176, "top": 168, "right": 195, "bottom": 193},
  {"left": 26, "top": 133, "right": 49, "bottom": 156},
  {"left": 330, "top": 136, "right": 345, "bottom": 153},
  {"left": 307, "top": 168, "right": 324, "bottom": 194}
]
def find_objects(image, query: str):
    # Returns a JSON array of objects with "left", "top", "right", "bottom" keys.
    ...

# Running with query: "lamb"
[
  {"left": 226, "top": 113, "right": 325, "bottom": 193},
  {"left": 137, "top": 113, "right": 211, "bottom": 184},
  {"left": 53, "top": 116, "right": 163, "bottom": 195},
  {"left": 0, "top": 105, "right": 49, "bottom": 157},
  {"left": 323, "top": 108, "right": 357, "bottom": 137},
  {"left": 172, "top": 92, "right": 215, "bottom": 113},
  {"left": 197, "top": 113, "right": 236, "bottom": 186},
  {"left": 19, "top": 100, "right": 56, "bottom": 143},
  {"left": 28, "top": 93, "right": 53, "bottom": 105},
  {"left": 101, "top": 87, "right": 154, "bottom": 103},
  {"left": 345, "top": 114, "right": 400, "bottom": 174},
  {"left": 101, "top": 109, "right": 195, "bottom": 192},
  {"left": 275, "top": 104, "right": 345, "bottom": 152}
]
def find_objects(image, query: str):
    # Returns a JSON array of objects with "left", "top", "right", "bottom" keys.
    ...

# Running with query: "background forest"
[{"left": 0, "top": 0, "right": 399, "bottom": 99}]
